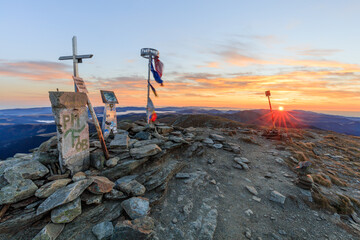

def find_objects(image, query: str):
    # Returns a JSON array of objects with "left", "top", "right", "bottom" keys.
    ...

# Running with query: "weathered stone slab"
[
  {"left": 0, "top": 210, "right": 46, "bottom": 233},
  {"left": 109, "top": 133, "right": 130, "bottom": 149},
  {"left": 81, "top": 191, "right": 103, "bottom": 205},
  {"left": 269, "top": 190, "right": 286, "bottom": 204},
  {"left": 90, "top": 150, "right": 106, "bottom": 170},
  {"left": 92, "top": 221, "right": 114, "bottom": 240},
  {"left": 130, "top": 144, "right": 161, "bottom": 159},
  {"left": 106, "top": 157, "right": 119, "bottom": 167},
  {"left": 132, "top": 139, "right": 164, "bottom": 148},
  {"left": 121, "top": 197, "right": 150, "bottom": 220},
  {"left": 37, "top": 179, "right": 93, "bottom": 215},
  {"left": 104, "top": 189, "right": 127, "bottom": 200},
  {"left": 157, "top": 126, "right": 173, "bottom": 134},
  {"left": 210, "top": 133, "right": 225, "bottom": 142},
  {"left": 9, "top": 160, "right": 49, "bottom": 180},
  {"left": 51, "top": 197, "right": 82, "bottom": 223},
  {"left": 49, "top": 91, "right": 90, "bottom": 174},
  {"left": 0, "top": 170, "right": 38, "bottom": 205},
  {"left": 100, "top": 158, "right": 149, "bottom": 181},
  {"left": 87, "top": 176, "right": 114, "bottom": 194},
  {"left": 35, "top": 178, "right": 72, "bottom": 198},
  {"left": 111, "top": 217, "right": 154, "bottom": 240},
  {"left": 115, "top": 180, "right": 146, "bottom": 196},
  {"left": 134, "top": 131, "right": 151, "bottom": 140},
  {"left": 32, "top": 223, "right": 64, "bottom": 240},
  {"left": 57, "top": 201, "right": 122, "bottom": 240}
]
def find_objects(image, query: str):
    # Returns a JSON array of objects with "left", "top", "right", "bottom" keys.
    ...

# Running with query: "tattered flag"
[{"left": 150, "top": 62, "right": 164, "bottom": 86}]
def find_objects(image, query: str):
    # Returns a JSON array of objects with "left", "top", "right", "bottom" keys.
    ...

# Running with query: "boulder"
[
  {"left": 104, "top": 189, "right": 127, "bottom": 200},
  {"left": 111, "top": 216, "right": 154, "bottom": 240},
  {"left": 110, "top": 133, "right": 130, "bottom": 149},
  {"left": 0, "top": 170, "right": 38, "bottom": 205},
  {"left": 134, "top": 131, "right": 151, "bottom": 140},
  {"left": 121, "top": 197, "right": 150, "bottom": 220},
  {"left": 130, "top": 144, "right": 162, "bottom": 159},
  {"left": 51, "top": 197, "right": 82, "bottom": 223},
  {"left": 32, "top": 223, "right": 64, "bottom": 240},
  {"left": 87, "top": 176, "right": 114, "bottom": 194},
  {"left": 115, "top": 180, "right": 146, "bottom": 196},
  {"left": 157, "top": 126, "right": 173, "bottom": 134},
  {"left": 92, "top": 221, "right": 114, "bottom": 240},
  {"left": 35, "top": 178, "right": 72, "bottom": 198},
  {"left": 37, "top": 179, "right": 93, "bottom": 215}
]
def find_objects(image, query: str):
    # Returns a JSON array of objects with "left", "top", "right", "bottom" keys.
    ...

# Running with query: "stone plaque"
[{"left": 49, "top": 91, "right": 90, "bottom": 174}]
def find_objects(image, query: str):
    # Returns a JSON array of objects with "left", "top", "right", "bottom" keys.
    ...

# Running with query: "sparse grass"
[
  {"left": 312, "top": 173, "right": 332, "bottom": 187},
  {"left": 347, "top": 195, "right": 360, "bottom": 209},
  {"left": 334, "top": 195, "right": 354, "bottom": 215},
  {"left": 328, "top": 174, "right": 348, "bottom": 187},
  {"left": 312, "top": 191, "right": 336, "bottom": 212}
]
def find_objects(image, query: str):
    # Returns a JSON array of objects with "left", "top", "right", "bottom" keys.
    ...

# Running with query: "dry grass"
[
  {"left": 312, "top": 191, "right": 336, "bottom": 212},
  {"left": 311, "top": 173, "right": 332, "bottom": 187},
  {"left": 328, "top": 174, "right": 348, "bottom": 187}
]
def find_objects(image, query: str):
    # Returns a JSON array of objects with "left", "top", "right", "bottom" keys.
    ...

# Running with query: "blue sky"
[{"left": 0, "top": 1, "right": 359, "bottom": 116}]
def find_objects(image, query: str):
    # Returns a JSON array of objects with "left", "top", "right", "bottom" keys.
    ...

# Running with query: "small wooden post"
[{"left": 265, "top": 90, "right": 276, "bottom": 129}]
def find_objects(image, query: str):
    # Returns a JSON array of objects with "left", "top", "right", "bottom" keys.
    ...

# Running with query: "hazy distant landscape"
[{"left": 1, "top": 106, "right": 359, "bottom": 160}]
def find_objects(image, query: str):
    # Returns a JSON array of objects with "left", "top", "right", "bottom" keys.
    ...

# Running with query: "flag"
[
  {"left": 154, "top": 56, "right": 164, "bottom": 77},
  {"left": 147, "top": 97, "right": 157, "bottom": 122},
  {"left": 150, "top": 62, "right": 164, "bottom": 86},
  {"left": 148, "top": 81, "right": 158, "bottom": 97}
]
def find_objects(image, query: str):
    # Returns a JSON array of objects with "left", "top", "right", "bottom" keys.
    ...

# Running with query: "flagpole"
[{"left": 147, "top": 56, "right": 152, "bottom": 124}]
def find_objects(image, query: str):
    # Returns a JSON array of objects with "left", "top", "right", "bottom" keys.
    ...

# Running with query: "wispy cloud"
[{"left": 0, "top": 60, "right": 70, "bottom": 81}]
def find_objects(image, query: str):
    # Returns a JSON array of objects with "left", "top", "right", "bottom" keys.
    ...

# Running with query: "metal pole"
[
  {"left": 146, "top": 56, "right": 152, "bottom": 123},
  {"left": 72, "top": 36, "right": 79, "bottom": 92},
  {"left": 268, "top": 96, "right": 275, "bottom": 129}
]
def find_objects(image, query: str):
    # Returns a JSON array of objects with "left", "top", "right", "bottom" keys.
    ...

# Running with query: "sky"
[{"left": 0, "top": 1, "right": 359, "bottom": 116}]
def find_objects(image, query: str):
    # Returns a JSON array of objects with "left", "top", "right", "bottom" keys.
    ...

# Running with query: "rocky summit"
[{"left": 0, "top": 117, "right": 360, "bottom": 240}]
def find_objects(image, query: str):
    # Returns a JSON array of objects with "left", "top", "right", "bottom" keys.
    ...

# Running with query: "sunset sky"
[{"left": 0, "top": 1, "right": 359, "bottom": 116}]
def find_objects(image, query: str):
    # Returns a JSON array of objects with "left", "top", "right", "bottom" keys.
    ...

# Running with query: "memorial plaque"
[
  {"left": 100, "top": 90, "right": 119, "bottom": 104},
  {"left": 73, "top": 76, "right": 88, "bottom": 93}
]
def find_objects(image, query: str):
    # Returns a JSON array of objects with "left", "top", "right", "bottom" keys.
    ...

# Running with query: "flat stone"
[
  {"left": 87, "top": 176, "right": 114, "bottom": 194},
  {"left": 100, "top": 158, "right": 149, "bottom": 181},
  {"left": 132, "top": 139, "right": 163, "bottom": 148},
  {"left": 35, "top": 178, "right": 72, "bottom": 198},
  {"left": 134, "top": 131, "right": 151, "bottom": 140},
  {"left": 234, "top": 157, "right": 250, "bottom": 164},
  {"left": 115, "top": 175, "right": 138, "bottom": 185},
  {"left": 37, "top": 179, "right": 93, "bottom": 215},
  {"left": 106, "top": 157, "right": 119, "bottom": 167},
  {"left": 246, "top": 186, "right": 258, "bottom": 196},
  {"left": 32, "top": 223, "right": 65, "bottom": 240},
  {"left": 164, "top": 141, "right": 182, "bottom": 150},
  {"left": 0, "top": 170, "right": 38, "bottom": 205},
  {"left": 110, "top": 133, "right": 130, "bottom": 149},
  {"left": 210, "top": 133, "right": 225, "bottom": 142},
  {"left": 72, "top": 172, "right": 86, "bottom": 182},
  {"left": 232, "top": 163, "right": 243, "bottom": 169},
  {"left": 175, "top": 173, "right": 191, "bottom": 179},
  {"left": 81, "top": 191, "right": 103, "bottom": 205},
  {"left": 168, "top": 135, "right": 186, "bottom": 143},
  {"left": 131, "top": 125, "right": 146, "bottom": 133},
  {"left": 51, "top": 197, "right": 82, "bottom": 223},
  {"left": 213, "top": 144, "right": 223, "bottom": 149},
  {"left": 111, "top": 216, "right": 154, "bottom": 240},
  {"left": 275, "top": 157, "right": 285, "bottom": 164},
  {"left": 104, "top": 189, "right": 127, "bottom": 200},
  {"left": 90, "top": 151, "right": 106, "bottom": 170},
  {"left": 269, "top": 190, "right": 286, "bottom": 204},
  {"left": 121, "top": 197, "right": 150, "bottom": 220},
  {"left": 7, "top": 160, "right": 49, "bottom": 180},
  {"left": 157, "top": 126, "right": 173, "bottom": 134},
  {"left": 115, "top": 180, "right": 145, "bottom": 196},
  {"left": 130, "top": 144, "right": 162, "bottom": 159},
  {"left": 252, "top": 196, "right": 261, "bottom": 202},
  {"left": 201, "top": 139, "right": 212, "bottom": 146},
  {"left": 92, "top": 221, "right": 114, "bottom": 240},
  {"left": 49, "top": 91, "right": 88, "bottom": 108}
]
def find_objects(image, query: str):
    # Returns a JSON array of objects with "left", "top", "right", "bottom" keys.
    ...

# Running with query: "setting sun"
[{"left": 278, "top": 106, "right": 284, "bottom": 111}]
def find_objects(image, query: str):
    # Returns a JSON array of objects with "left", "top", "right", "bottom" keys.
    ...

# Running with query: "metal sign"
[
  {"left": 72, "top": 76, "right": 88, "bottom": 93},
  {"left": 100, "top": 90, "right": 119, "bottom": 104},
  {"left": 265, "top": 90, "right": 271, "bottom": 97}
]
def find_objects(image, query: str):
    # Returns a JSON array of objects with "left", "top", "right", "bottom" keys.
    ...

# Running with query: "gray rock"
[
  {"left": 134, "top": 131, "right": 151, "bottom": 140},
  {"left": 8, "top": 160, "right": 49, "bottom": 180},
  {"left": 245, "top": 209, "right": 253, "bottom": 216},
  {"left": 81, "top": 191, "right": 103, "bottom": 205},
  {"left": 35, "top": 178, "right": 72, "bottom": 198},
  {"left": 110, "top": 133, "right": 130, "bottom": 149},
  {"left": 202, "top": 138, "right": 214, "bottom": 144},
  {"left": 104, "top": 189, "right": 127, "bottom": 200},
  {"left": 164, "top": 141, "right": 182, "bottom": 150},
  {"left": 269, "top": 190, "right": 286, "bottom": 204},
  {"left": 246, "top": 186, "right": 258, "bottom": 196},
  {"left": 92, "top": 221, "right": 114, "bottom": 240},
  {"left": 131, "top": 125, "right": 146, "bottom": 133},
  {"left": 100, "top": 158, "right": 149, "bottom": 181},
  {"left": 121, "top": 197, "right": 150, "bottom": 220},
  {"left": 111, "top": 216, "right": 154, "bottom": 240},
  {"left": 132, "top": 139, "right": 164, "bottom": 148},
  {"left": 176, "top": 173, "right": 191, "bottom": 179},
  {"left": 90, "top": 151, "right": 106, "bottom": 170},
  {"left": 106, "top": 157, "right": 119, "bottom": 168},
  {"left": 37, "top": 179, "right": 93, "bottom": 215},
  {"left": 0, "top": 210, "right": 46, "bottom": 234},
  {"left": 72, "top": 172, "right": 86, "bottom": 182},
  {"left": 130, "top": 144, "right": 162, "bottom": 159},
  {"left": 51, "top": 197, "right": 82, "bottom": 223},
  {"left": 198, "top": 208, "right": 218, "bottom": 240},
  {"left": 232, "top": 163, "right": 243, "bottom": 169},
  {"left": 87, "top": 176, "right": 115, "bottom": 194},
  {"left": 0, "top": 170, "right": 38, "bottom": 205},
  {"left": 32, "top": 223, "right": 64, "bottom": 240},
  {"left": 168, "top": 135, "right": 186, "bottom": 143},
  {"left": 234, "top": 157, "right": 250, "bottom": 164},
  {"left": 118, "top": 121, "right": 133, "bottom": 131},
  {"left": 275, "top": 157, "right": 285, "bottom": 164},
  {"left": 209, "top": 133, "right": 225, "bottom": 142},
  {"left": 116, "top": 180, "right": 146, "bottom": 196},
  {"left": 213, "top": 144, "right": 223, "bottom": 149},
  {"left": 115, "top": 175, "right": 138, "bottom": 185},
  {"left": 157, "top": 126, "right": 173, "bottom": 134}
]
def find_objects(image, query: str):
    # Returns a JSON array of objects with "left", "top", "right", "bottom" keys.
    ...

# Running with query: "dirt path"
[{"left": 151, "top": 128, "right": 358, "bottom": 240}]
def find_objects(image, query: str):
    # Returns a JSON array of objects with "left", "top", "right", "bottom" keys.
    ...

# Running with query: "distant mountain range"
[{"left": 0, "top": 106, "right": 359, "bottom": 159}]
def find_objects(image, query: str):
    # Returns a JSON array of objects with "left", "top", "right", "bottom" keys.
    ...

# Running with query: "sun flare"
[{"left": 278, "top": 106, "right": 284, "bottom": 111}]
